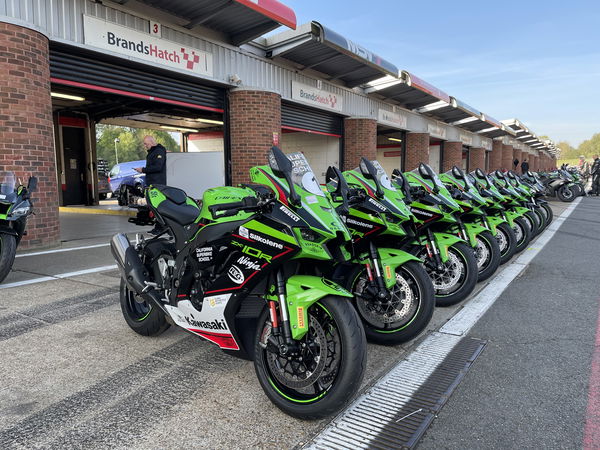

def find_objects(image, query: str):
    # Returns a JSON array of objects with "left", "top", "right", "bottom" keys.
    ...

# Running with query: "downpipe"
[{"left": 110, "top": 233, "right": 163, "bottom": 306}]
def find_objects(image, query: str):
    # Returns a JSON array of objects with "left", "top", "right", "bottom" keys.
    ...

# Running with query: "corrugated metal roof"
[
  {"left": 264, "top": 22, "right": 398, "bottom": 88},
  {"left": 115, "top": 0, "right": 296, "bottom": 45}
]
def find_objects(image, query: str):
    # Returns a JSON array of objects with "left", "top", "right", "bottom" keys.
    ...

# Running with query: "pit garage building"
[{"left": 0, "top": 0, "right": 559, "bottom": 249}]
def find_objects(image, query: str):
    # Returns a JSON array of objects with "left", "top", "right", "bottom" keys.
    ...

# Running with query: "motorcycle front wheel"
[
  {"left": 349, "top": 260, "right": 435, "bottom": 345},
  {"left": 0, "top": 233, "right": 16, "bottom": 283},
  {"left": 496, "top": 222, "right": 517, "bottom": 265},
  {"left": 512, "top": 217, "right": 531, "bottom": 253},
  {"left": 474, "top": 230, "right": 501, "bottom": 282},
  {"left": 254, "top": 296, "right": 366, "bottom": 420},
  {"left": 557, "top": 185, "right": 575, "bottom": 202}
]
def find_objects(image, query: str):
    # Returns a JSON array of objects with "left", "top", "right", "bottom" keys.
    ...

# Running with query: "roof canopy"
[
  {"left": 263, "top": 22, "right": 398, "bottom": 87},
  {"left": 365, "top": 71, "right": 451, "bottom": 109},
  {"left": 115, "top": 0, "right": 296, "bottom": 46}
]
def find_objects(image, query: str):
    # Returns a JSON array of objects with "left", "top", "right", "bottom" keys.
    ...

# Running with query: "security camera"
[{"left": 228, "top": 74, "right": 242, "bottom": 85}]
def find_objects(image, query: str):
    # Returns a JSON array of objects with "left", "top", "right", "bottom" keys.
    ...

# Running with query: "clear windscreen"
[
  {"left": 414, "top": 163, "right": 445, "bottom": 190},
  {"left": 371, "top": 160, "right": 396, "bottom": 191},
  {"left": 0, "top": 171, "right": 16, "bottom": 195},
  {"left": 287, "top": 152, "right": 325, "bottom": 197}
]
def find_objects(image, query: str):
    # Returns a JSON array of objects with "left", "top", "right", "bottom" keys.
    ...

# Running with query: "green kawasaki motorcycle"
[
  {"left": 392, "top": 163, "right": 479, "bottom": 306},
  {"left": 439, "top": 166, "right": 501, "bottom": 282},
  {"left": 322, "top": 160, "right": 435, "bottom": 345},
  {"left": 470, "top": 169, "right": 530, "bottom": 256},
  {"left": 0, "top": 172, "right": 37, "bottom": 283},
  {"left": 111, "top": 147, "right": 366, "bottom": 420},
  {"left": 505, "top": 170, "right": 549, "bottom": 235}
]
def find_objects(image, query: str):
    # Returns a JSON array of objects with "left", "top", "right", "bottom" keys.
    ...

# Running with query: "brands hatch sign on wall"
[
  {"left": 291, "top": 81, "right": 343, "bottom": 112},
  {"left": 83, "top": 16, "right": 213, "bottom": 77}
]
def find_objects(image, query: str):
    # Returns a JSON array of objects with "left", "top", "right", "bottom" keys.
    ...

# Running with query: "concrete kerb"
[{"left": 59, "top": 207, "right": 136, "bottom": 217}]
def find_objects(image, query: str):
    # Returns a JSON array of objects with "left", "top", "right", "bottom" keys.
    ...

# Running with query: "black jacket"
[
  {"left": 591, "top": 158, "right": 600, "bottom": 175},
  {"left": 521, "top": 161, "right": 529, "bottom": 173},
  {"left": 142, "top": 144, "right": 167, "bottom": 186}
]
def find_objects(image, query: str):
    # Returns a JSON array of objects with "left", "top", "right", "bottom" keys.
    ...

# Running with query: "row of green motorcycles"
[{"left": 110, "top": 147, "right": 553, "bottom": 420}]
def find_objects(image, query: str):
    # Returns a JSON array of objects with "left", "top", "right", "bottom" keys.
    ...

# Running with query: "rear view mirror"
[
  {"left": 326, "top": 166, "right": 350, "bottom": 213},
  {"left": 267, "top": 146, "right": 300, "bottom": 206},
  {"left": 451, "top": 166, "right": 464, "bottom": 180},
  {"left": 392, "top": 169, "right": 413, "bottom": 202},
  {"left": 418, "top": 163, "right": 439, "bottom": 194},
  {"left": 27, "top": 176, "right": 38, "bottom": 192},
  {"left": 359, "top": 157, "right": 384, "bottom": 198}
]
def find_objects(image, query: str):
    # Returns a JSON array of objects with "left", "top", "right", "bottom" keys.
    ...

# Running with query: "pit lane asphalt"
[{"left": 0, "top": 202, "right": 571, "bottom": 448}]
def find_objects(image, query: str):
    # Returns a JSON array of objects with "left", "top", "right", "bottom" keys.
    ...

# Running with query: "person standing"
[
  {"left": 590, "top": 155, "right": 600, "bottom": 196},
  {"left": 134, "top": 135, "right": 167, "bottom": 186},
  {"left": 521, "top": 159, "right": 529, "bottom": 174},
  {"left": 513, "top": 157, "right": 519, "bottom": 170}
]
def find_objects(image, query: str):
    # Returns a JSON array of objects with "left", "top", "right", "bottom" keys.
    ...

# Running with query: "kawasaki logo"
[
  {"left": 280, "top": 205, "right": 301, "bottom": 222},
  {"left": 346, "top": 218, "right": 374, "bottom": 229},
  {"left": 185, "top": 317, "right": 228, "bottom": 330},
  {"left": 368, "top": 198, "right": 387, "bottom": 212},
  {"left": 236, "top": 256, "right": 261, "bottom": 271},
  {"left": 249, "top": 232, "right": 283, "bottom": 249}
]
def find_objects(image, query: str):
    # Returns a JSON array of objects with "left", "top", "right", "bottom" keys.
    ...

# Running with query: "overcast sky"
[{"left": 281, "top": 0, "right": 599, "bottom": 146}]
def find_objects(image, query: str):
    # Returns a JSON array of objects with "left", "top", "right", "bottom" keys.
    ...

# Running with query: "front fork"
[
  {"left": 266, "top": 270, "right": 297, "bottom": 354},
  {"left": 363, "top": 242, "right": 391, "bottom": 301},
  {"left": 424, "top": 229, "right": 445, "bottom": 272}
]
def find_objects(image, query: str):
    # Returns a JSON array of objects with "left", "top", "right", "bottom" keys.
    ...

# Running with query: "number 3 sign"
[{"left": 150, "top": 21, "right": 161, "bottom": 38}]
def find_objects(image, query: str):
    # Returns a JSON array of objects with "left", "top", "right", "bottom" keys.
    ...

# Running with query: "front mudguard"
[
  {"left": 486, "top": 215, "right": 507, "bottom": 235},
  {"left": 505, "top": 210, "right": 523, "bottom": 226},
  {"left": 284, "top": 275, "right": 352, "bottom": 340},
  {"left": 377, "top": 247, "right": 421, "bottom": 289},
  {"left": 463, "top": 222, "right": 488, "bottom": 248},
  {"left": 433, "top": 232, "right": 466, "bottom": 262}
]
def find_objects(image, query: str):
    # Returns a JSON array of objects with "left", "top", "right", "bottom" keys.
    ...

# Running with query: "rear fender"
[{"left": 283, "top": 275, "right": 352, "bottom": 340}]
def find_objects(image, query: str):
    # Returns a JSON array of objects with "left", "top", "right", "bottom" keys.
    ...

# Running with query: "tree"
[{"left": 96, "top": 124, "right": 180, "bottom": 167}]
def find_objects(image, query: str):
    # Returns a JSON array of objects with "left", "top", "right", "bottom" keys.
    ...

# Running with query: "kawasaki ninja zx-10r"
[
  {"left": 322, "top": 160, "right": 435, "bottom": 345},
  {"left": 0, "top": 172, "right": 37, "bottom": 283},
  {"left": 111, "top": 147, "right": 366, "bottom": 420}
]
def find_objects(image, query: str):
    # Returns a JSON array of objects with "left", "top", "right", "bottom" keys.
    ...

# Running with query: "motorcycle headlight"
[
  {"left": 299, "top": 228, "right": 326, "bottom": 243},
  {"left": 10, "top": 205, "right": 30, "bottom": 217}
]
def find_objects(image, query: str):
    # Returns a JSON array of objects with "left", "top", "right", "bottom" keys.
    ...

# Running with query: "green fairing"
[
  {"left": 485, "top": 215, "right": 506, "bottom": 235},
  {"left": 148, "top": 187, "right": 166, "bottom": 208},
  {"left": 376, "top": 248, "right": 421, "bottom": 288},
  {"left": 283, "top": 275, "right": 352, "bottom": 340},
  {"left": 243, "top": 219, "right": 297, "bottom": 246},
  {"left": 199, "top": 186, "right": 257, "bottom": 223}
]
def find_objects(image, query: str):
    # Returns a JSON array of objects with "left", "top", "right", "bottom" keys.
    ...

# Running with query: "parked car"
[
  {"left": 97, "top": 174, "right": 111, "bottom": 200},
  {"left": 107, "top": 160, "right": 146, "bottom": 206}
]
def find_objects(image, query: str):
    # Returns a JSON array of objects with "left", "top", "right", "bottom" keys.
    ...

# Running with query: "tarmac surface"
[{"left": 0, "top": 198, "right": 593, "bottom": 449}]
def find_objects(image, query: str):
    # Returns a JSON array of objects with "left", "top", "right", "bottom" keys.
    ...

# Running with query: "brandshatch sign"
[
  {"left": 378, "top": 109, "right": 407, "bottom": 129},
  {"left": 291, "top": 81, "right": 343, "bottom": 112},
  {"left": 83, "top": 16, "right": 213, "bottom": 77}
]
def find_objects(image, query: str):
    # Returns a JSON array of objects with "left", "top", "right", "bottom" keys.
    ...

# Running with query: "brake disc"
[
  {"left": 474, "top": 237, "right": 490, "bottom": 269},
  {"left": 355, "top": 272, "right": 416, "bottom": 326}
]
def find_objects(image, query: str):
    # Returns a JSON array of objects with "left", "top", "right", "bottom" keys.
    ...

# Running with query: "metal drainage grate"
[{"left": 304, "top": 332, "right": 486, "bottom": 450}]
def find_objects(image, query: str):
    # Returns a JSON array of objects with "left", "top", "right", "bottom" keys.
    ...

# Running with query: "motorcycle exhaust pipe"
[{"left": 110, "top": 233, "right": 162, "bottom": 305}]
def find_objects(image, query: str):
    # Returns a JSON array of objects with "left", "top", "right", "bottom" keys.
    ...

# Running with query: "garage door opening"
[
  {"left": 280, "top": 102, "right": 343, "bottom": 183},
  {"left": 377, "top": 127, "right": 405, "bottom": 175},
  {"left": 429, "top": 138, "right": 445, "bottom": 172}
]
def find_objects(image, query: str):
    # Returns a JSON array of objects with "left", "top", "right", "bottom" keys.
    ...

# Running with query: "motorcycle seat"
[{"left": 154, "top": 185, "right": 199, "bottom": 225}]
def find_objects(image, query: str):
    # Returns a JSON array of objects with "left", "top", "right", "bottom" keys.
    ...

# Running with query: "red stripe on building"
[
  {"left": 59, "top": 116, "right": 88, "bottom": 128},
  {"left": 281, "top": 126, "right": 342, "bottom": 138}
]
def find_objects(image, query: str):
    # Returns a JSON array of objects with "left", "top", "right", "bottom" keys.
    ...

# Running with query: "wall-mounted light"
[
  {"left": 51, "top": 92, "right": 85, "bottom": 101},
  {"left": 160, "top": 125, "right": 199, "bottom": 133},
  {"left": 388, "top": 138, "right": 402, "bottom": 143}
]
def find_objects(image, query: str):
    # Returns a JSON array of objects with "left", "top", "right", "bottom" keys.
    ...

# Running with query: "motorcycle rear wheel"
[
  {"left": 557, "top": 185, "right": 575, "bottom": 202},
  {"left": 254, "top": 296, "right": 366, "bottom": 420}
]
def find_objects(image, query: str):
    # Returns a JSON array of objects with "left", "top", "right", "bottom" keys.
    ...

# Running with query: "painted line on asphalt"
[
  {"left": 0, "top": 265, "right": 118, "bottom": 289},
  {"left": 306, "top": 198, "right": 582, "bottom": 449},
  {"left": 584, "top": 297, "right": 600, "bottom": 449},
  {"left": 16, "top": 243, "right": 110, "bottom": 258}
]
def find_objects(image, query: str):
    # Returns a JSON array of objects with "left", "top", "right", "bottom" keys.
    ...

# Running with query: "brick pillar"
[
  {"left": 501, "top": 144, "right": 513, "bottom": 171},
  {"left": 442, "top": 141, "right": 462, "bottom": 172},
  {"left": 405, "top": 133, "right": 430, "bottom": 171},
  {"left": 229, "top": 88, "right": 281, "bottom": 185},
  {"left": 490, "top": 140, "right": 503, "bottom": 171},
  {"left": 343, "top": 118, "right": 377, "bottom": 170},
  {"left": 533, "top": 156, "right": 539, "bottom": 172},
  {"left": 513, "top": 149, "right": 522, "bottom": 171},
  {"left": 0, "top": 22, "right": 58, "bottom": 249},
  {"left": 469, "top": 147, "right": 485, "bottom": 171}
]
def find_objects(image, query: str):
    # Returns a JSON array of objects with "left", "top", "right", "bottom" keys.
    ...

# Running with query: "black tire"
[
  {"left": 119, "top": 241, "right": 173, "bottom": 336},
  {"left": 557, "top": 185, "right": 575, "bottom": 202},
  {"left": 254, "top": 296, "right": 366, "bottom": 420},
  {"left": 474, "top": 230, "right": 501, "bottom": 282},
  {"left": 422, "top": 241, "right": 478, "bottom": 307},
  {"left": 541, "top": 203, "right": 554, "bottom": 226},
  {"left": 0, "top": 233, "right": 17, "bottom": 283},
  {"left": 496, "top": 222, "right": 517, "bottom": 265},
  {"left": 523, "top": 211, "right": 541, "bottom": 238},
  {"left": 117, "top": 187, "right": 127, "bottom": 206},
  {"left": 348, "top": 261, "right": 435, "bottom": 345},
  {"left": 532, "top": 207, "right": 547, "bottom": 234},
  {"left": 512, "top": 217, "right": 531, "bottom": 253}
]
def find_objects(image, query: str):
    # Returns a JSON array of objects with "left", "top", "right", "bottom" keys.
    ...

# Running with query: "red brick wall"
[
  {"left": 405, "top": 133, "right": 429, "bottom": 171},
  {"left": 501, "top": 144, "right": 513, "bottom": 171},
  {"left": 343, "top": 118, "right": 376, "bottom": 170},
  {"left": 0, "top": 22, "right": 58, "bottom": 249},
  {"left": 229, "top": 89, "right": 281, "bottom": 185},
  {"left": 442, "top": 141, "right": 462, "bottom": 172},
  {"left": 532, "top": 155, "right": 539, "bottom": 172},
  {"left": 469, "top": 147, "right": 485, "bottom": 171},
  {"left": 490, "top": 140, "right": 503, "bottom": 171}
]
